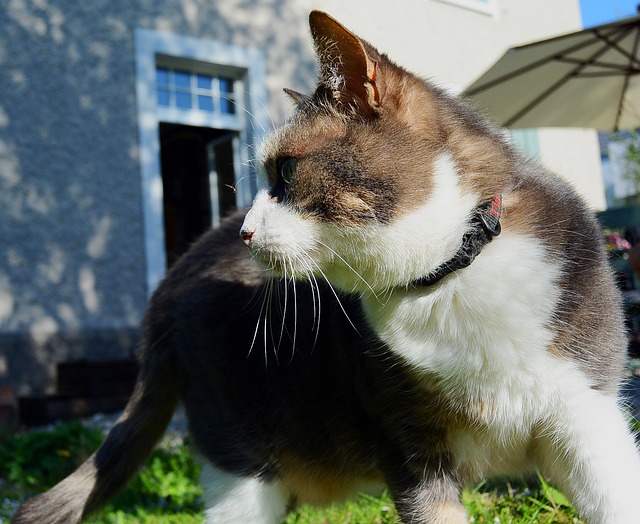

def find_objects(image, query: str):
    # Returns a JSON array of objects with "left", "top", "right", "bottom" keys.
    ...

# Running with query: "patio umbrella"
[{"left": 464, "top": 13, "right": 640, "bottom": 131}]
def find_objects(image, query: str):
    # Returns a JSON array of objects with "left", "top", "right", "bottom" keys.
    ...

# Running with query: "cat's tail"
[{"left": 11, "top": 339, "right": 182, "bottom": 524}]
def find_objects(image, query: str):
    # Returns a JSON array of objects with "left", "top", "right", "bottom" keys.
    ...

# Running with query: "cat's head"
[{"left": 241, "top": 11, "right": 511, "bottom": 293}]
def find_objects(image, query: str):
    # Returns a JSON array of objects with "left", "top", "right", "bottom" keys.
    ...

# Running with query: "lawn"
[{"left": 0, "top": 420, "right": 585, "bottom": 523}]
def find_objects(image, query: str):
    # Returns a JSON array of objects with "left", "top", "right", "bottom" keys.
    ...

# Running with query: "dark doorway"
[{"left": 159, "top": 122, "right": 238, "bottom": 267}]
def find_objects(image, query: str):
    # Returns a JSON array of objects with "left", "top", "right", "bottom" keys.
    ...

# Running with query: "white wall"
[
  {"left": 306, "top": 0, "right": 580, "bottom": 89},
  {"left": 304, "top": 0, "right": 605, "bottom": 209},
  {"left": 538, "top": 129, "right": 606, "bottom": 209}
]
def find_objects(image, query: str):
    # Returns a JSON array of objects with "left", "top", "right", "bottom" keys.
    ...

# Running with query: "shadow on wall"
[{"left": 0, "top": 0, "right": 316, "bottom": 395}]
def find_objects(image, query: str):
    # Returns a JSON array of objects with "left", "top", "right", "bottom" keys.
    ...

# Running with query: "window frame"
[
  {"left": 154, "top": 58, "right": 242, "bottom": 129},
  {"left": 135, "top": 29, "right": 268, "bottom": 295}
]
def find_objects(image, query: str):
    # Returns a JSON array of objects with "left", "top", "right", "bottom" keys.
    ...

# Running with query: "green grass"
[
  {"left": 0, "top": 421, "right": 203, "bottom": 524},
  {"left": 283, "top": 475, "right": 584, "bottom": 524},
  {"left": 0, "top": 420, "right": 585, "bottom": 523},
  {"left": 283, "top": 491, "right": 399, "bottom": 524}
]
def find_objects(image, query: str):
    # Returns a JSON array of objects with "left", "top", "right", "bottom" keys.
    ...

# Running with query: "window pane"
[
  {"left": 219, "top": 77, "right": 234, "bottom": 93},
  {"left": 197, "top": 74, "right": 212, "bottom": 90},
  {"left": 157, "top": 88, "right": 170, "bottom": 106},
  {"left": 156, "top": 68, "right": 169, "bottom": 86},
  {"left": 174, "top": 70, "right": 191, "bottom": 88},
  {"left": 176, "top": 91, "right": 192, "bottom": 109},
  {"left": 154, "top": 66, "right": 241, "bottom": 115},
  {"left": 220, "top": 97, "right": 235, "bottom": 114},
  {"left": 198, "top": 95, "right": 214, "bottom": 111}
]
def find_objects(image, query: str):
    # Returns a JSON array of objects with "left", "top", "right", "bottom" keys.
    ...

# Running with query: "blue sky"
[{"left": 579, "top": 0, "right": 639, "bottom": 27}]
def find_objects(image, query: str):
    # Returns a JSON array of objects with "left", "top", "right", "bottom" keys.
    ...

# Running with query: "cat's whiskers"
[
  {"left": 379, "top": 284, "right": 396, "bottom": 306},
  {"left": 314, "top": 239, "right": 381, "bottom": 302},
  {"left": 263, "top": 280, "right": 271, "bottom": 367},
  {"left": 306, "top": 264, "right": 322, "bottom": 340},
  {"left": 292, "top": 252, "right": 324, "bottom": 350},
  {"left": 288, "top": 255, "right": 299, "bottom": 360},
  {"left": 228, "top": 174, "right": 258, "bottom": 196},
  {"left": 277, "top": 258, "right": 290, "bottom": 353},
  {"left": 264, "top": 233, "right": 360, "bottom": 336},
  {"left": 215, "top": 94, "right": 274, "bottom": 198},
  {"left": 309, "top": 271, "right": 322, "bottom": 349},
  {"left": 146, "top": 327, "right": 174, "bottom": 353},
  {"left": 235, "top": 90, "right": 275, "bottom": 134},
  {"left": 265, "top": 266, "right": 286, "bottom": 366},
  {"left": 266, "top": 276, "right": 279, "bottom": 365},
  {"left": 256, "top": 91, "right": 278, "bottom": 133},
  {"left": 305, "top": 256, "right": 360, "bottom": 335},
  {"left": 248, "top": 276, "right": 272, "bottom": 357}
]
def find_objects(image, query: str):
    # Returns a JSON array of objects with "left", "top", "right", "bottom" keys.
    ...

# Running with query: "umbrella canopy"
[{"left": 464, "top": 14, "right": 640, "bottom": 131}]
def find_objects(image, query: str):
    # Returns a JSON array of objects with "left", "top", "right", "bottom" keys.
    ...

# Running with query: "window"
[
  {"left": 155, "top": 68, "right": 236, "bottom": 115},
  {"left": 135, "top": 29, "right": 269, "bottom": 294}
]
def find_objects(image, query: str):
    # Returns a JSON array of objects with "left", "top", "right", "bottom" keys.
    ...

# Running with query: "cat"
[{"left": 13, "top": 10, "right": 640, "bottom": 524}]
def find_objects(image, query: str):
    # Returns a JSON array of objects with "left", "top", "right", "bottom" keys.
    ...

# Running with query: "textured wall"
[
  {"left": 1, "top": 0, "right": 600, "bottom": 394},
  {"left": 0, "top": 0, "right": 317, "bottom": 394}
]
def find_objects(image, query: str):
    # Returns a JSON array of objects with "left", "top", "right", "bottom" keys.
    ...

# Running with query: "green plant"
[
  {"left": 101, "top": 443, "right": 203, "bottom": 515},
  {"left": 0, "top": 421, "right": 104, "bottom": 522},
  {"left": 283, "top": 491, "right": 399, "bottom": 524},
  {"left": 462, "top": 474, "right": 583, "bottom": 524},
  {"left": 0, "top": 420, "right": 102, "bottom": 490},
  {"left": 283, "top": 476, "right": 584, "bottom": 524},
  {"left": 0, "top": 420, "right": 594, "bottom": 524},
  {"left": 0, "top": 422, "right": 204, "bottom": 524}
]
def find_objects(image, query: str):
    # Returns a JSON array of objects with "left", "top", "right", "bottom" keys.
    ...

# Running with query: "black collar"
[{"left": 410, "top": 194, "right": 502, "bottom": 288}]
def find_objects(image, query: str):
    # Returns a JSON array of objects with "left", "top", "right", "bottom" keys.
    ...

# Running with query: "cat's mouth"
[
  {"left": 251, "top": 250, "right": 308, "bottom": 280},
  {"left": 240, "top": 193, "right": 327, "bottom": 281}
]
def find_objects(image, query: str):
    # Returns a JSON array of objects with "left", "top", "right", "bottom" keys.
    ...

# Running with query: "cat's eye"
[{"left": 277, "top": 157, "right": 298, "bottom": 184}]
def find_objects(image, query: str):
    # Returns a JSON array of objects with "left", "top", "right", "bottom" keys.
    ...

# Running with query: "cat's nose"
[{"left": 240, "top": 229, "right": 254, "bottom": 248}]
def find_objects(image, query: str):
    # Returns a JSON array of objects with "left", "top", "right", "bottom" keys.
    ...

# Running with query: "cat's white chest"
[{"left": 362, "top": 233, "right": 566, "bottom": 428}]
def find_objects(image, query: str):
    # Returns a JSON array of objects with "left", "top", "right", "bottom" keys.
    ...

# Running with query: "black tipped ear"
[
  {"left": 283, "top": 88, "right": 306, "bottom": 105},
  {"left": 309, "top": 10, "right": 383, "bottom": 117}
]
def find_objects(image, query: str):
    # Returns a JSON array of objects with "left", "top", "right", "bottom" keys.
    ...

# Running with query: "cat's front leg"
[
  {"left": 380, "top": 452, "right": 467, "bottom": 524},
  {"left": 532, "top": 384, "right": 640, "bottom": 524},
  {"left": 390, "top": 474, "right": 467, "bottom": 524}
]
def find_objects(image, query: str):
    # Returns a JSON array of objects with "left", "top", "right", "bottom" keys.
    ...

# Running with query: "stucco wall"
[
  {"left": 1, "top": 0, "right": 599, "bottom": 394},
  {"left": 0, "top": 0, "right": 317, "bottom": 394}
]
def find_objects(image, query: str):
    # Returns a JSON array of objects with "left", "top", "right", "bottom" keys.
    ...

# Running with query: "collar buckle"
[
  {"left": 409, "top": 193, "right": 502, "bottom": 288},
  {"left": 478, "top": 193, "right": 502, "bottom": 238}
]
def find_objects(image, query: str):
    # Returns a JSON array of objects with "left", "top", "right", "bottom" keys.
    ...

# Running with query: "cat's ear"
[
  {"left": 309, "top": 11, "right": 382, "bottom": 117},
  {"left": 283, "top": 88, "right": 306, "bottom": 105}
]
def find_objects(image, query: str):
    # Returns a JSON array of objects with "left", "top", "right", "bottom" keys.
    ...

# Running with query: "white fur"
[
  {"left": 243, "top": 149, "right": 640, "bottom": 522},
  {"left": 362, "top": 232, "right": 563, "bottom": 469},
  {"left": 535, "top": 380, "right": 640, "bottom": 524},
  {"left": 241, "top": 153, "right": 479, "bottom": 292},
  {"left": 362, "top": 233, "right": 562, "bottom": 417},
  {"left": 322, "top": 153, "right": 479, "bottom": 293},
  {"left": 199, "top": 462, "right": 287, "bottom": 524},
  {"left": 360, "top": 228, "right": 640, "bottom": 523},
  {"left": 242, "top": 189, "right": 322, "bottom": 276}
]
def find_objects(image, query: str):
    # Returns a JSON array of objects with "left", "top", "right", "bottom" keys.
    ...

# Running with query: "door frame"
[{"left": 135, "top": 29, "right": 268, "bottom": 295}]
